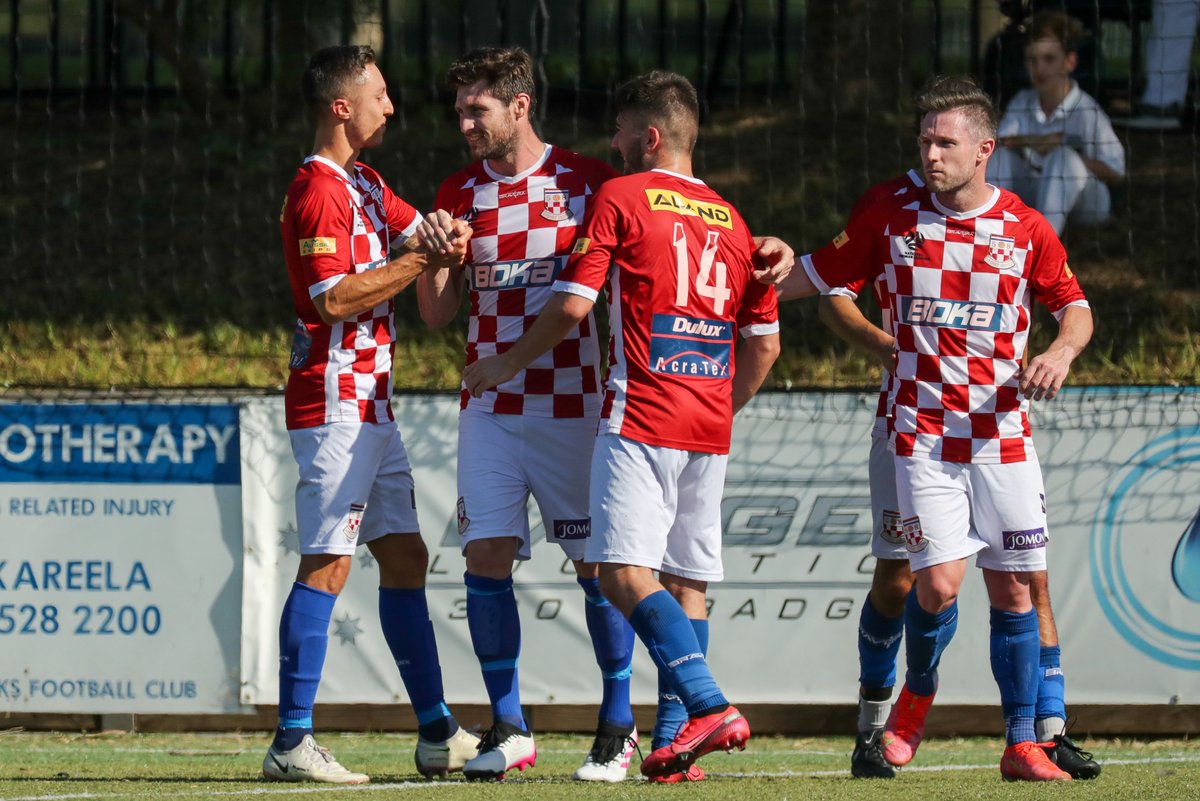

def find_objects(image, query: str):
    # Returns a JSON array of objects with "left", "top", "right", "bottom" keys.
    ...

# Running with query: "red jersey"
[
  {"left": 803, "top": 184, "right": 1088, "bottom": 464},
  {"left": 557, "top": 168, "right": 780, "bottom": 454},
  {"left": 836, "top": 170, "right": 926, "bottom": 437},
  {"left": 435, "top": 145, "right": 617, "bottom": 417},
  {"left": 281, "top": 156, "right": 420, "bottom": 430}
]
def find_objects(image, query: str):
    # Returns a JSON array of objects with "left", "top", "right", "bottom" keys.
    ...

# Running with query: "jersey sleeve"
[
  {"left": 556, "top": 181, "right": 626, "bottom": 302},
  {"left": 381, "top": 181, "right": 420, "bottom": 249},
  {"left": 1021, "top": 208, "right": 1089, "bottom": 317},
  {"left": 800, "top": 210, "right": 881, "bottom": 299},
  {"left": 290, "top": 177, "right": 353, "bottom": 299}
]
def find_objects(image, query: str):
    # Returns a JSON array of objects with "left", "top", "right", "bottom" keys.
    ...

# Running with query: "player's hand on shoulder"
[
  {"left": 417, "top": 209, "right": 469, "bottom": 256},
  {"left": 462, "top": 355, "right": 517, "bottom": 398},
  {"left": 752, "top": 235, "right": 795, "bottom": 285}
]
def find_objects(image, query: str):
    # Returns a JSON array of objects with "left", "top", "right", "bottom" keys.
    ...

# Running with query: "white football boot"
[
  {"left": 462, "top": 722, "right": 537, "bottom": 780},
  {"left": 573, "top": 723, "right": 638, "bottom": 782},
  {"left": 415, "top": 726, "right": 482, "bottom": 778},
  {"left": 262, "top": 734, "right": 369, "bottom": 784}
]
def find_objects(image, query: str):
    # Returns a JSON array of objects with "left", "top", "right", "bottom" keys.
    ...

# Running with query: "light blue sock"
[
  {"left": 465, "top": 572, "right": 526, "bottom": 730},
  {"left": 275, "top": 582, "right": 336, "bottom": 751},
  {"left": 629, "top": 590, "right": 727, "bottom": 716},
  {"left": 990, "top": 607, "right": 1040, "bottom": 746},
  {"left": 653, "top": 618, "right": 708, "bottom": 749},
  {"left": 378, "top": 586, "right": 458, "bottom": 742},
  {"left": 578, "top": 577, "right": 635, "bottom": 729}
]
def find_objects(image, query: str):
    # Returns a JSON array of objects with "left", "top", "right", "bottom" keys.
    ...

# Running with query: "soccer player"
[
  {"left": 267, "top": 45, "right": 478, "bottom": 785},
  {"left": 778, "top": 171, "right": 1100, "bottom": 780},
  {"left": 784, "top": 75, "right": 1094, "bottom": 782},
  {"left": 413, "top": 46, "right": 637, "bottom": 783},
  {"left": 461, "top": 70, "right": 781, "bottom": 781}
]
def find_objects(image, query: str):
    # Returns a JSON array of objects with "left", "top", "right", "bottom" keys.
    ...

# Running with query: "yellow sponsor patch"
[
  {"left": 572, "top": 237, "right": 592, "bottom": 255},
  {"left": 299, "top": 237, "right": 337, "bottom": 256},
  {"left": 279, "top": 197, "right": 288, "bottom": 222},
  {"left": 644, "top": 189, "right": 734, "bottom": 230},
  {"left": 833, "top": 230, "right": 849, "bottom": 249},
  {"left": 1064, "top": 262, "right": 1074, "bottom": 279}
]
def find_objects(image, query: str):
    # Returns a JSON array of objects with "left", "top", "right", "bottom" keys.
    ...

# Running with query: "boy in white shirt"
[{"left": 988, "top": 11, "right": 1125, "bottom": 235}]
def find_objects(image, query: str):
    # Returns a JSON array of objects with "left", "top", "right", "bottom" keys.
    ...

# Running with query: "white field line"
[{"left": 3, "top": 754, "right": 1199, "bottom": 801}]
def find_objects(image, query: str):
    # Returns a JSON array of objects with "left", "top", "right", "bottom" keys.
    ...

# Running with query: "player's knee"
[
  {"left": 914, "top": 577, "right": 958, "bottom": 614},
  {"left": 464, "top": 537, "right": 519, "bottom": 579},
  {"left": 871, "top": 560, "right": 913, "bottom": 616}
]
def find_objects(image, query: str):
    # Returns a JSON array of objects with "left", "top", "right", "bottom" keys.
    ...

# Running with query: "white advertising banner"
[
  {"left": 240, "top": 388, "right": 1200, "bottom": 707},
  {"left": 0, "top": 403, "right": 244, "bottom": 713}
]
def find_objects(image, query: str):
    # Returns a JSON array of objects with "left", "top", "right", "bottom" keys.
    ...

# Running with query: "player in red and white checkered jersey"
[
  {"left": 267, "top": 45, "right": 478, "bottom": 787},
  {"left": 412, "top": 47, "right": 631, "bottom": 783},
  {"left": 786, "top": 76, "right": 1094, "bottom": 782},
  {"left": 463, "top": 70, "right": 780, "bottom": 781},
  {"left": 778, "top": 167, "right": 1100, "bottom": 780}
]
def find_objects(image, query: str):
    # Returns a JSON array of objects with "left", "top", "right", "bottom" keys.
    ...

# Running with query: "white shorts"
[
  {"left": 289, "top": 421, "right": 420, "bottom": 555},
  {"left": 586, "top": 434, "right": 727, "bottom": 582},
  {"left": 457, "top": 408, "right": 596, "bottom": 562},
  {"left": 894, "top": 454, "right": 1049, "bottom": 573},
  {"left": 869, "top": 435, "right": 908, "bottom": 560}
]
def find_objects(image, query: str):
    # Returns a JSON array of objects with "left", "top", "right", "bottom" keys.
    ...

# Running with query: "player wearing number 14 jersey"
[{"left": 463, "top": 70, "right": 780, "bottom": 781}]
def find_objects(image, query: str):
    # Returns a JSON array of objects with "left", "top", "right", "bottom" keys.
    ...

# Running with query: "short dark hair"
[
  {"left": 614, "top": 70, "right": 700, "bottom": 153},
  {"left": 445, "top": 47, "right": 537, "bottom": 113},
  {"left": 302, "top": 45, "right": 376, "bottom": 119},
  {"left": 914, "top": 74, "right": 998, "bottom": 141},
  {"left": 1023, "top": 10, "right": 1085, "bottom": 54}
]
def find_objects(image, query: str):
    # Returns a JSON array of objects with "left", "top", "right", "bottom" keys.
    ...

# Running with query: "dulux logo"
[{"left": 1091, "top": 426, "right": 1200, "bottom": 670}]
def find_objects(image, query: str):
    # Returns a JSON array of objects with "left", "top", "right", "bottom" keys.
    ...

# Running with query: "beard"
[
  {"left": 620, "top": 147, "right": 646, "bottom": 174},
  {"left": 468, "top": 124, "right": 520, "bottom": 162},
  {"left": 924, "top": 167, "right": 971, "bottom": 195}
]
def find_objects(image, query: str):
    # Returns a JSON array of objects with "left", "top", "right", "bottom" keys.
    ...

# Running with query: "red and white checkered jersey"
[
  {"left": 557, "top": 169, "right": 780, "bottom": 455},
  {"left": 834, "top": 170, "right": 926, "bottom": 438},
  {"left": 281, "top": 155, "right": 420, "bottom": 430},
  {"left": 803, "top": 185, "right": 1088, "bottom": 464},
  {"left": 435, "top": 145, "right": 617, "bottom": 417}
]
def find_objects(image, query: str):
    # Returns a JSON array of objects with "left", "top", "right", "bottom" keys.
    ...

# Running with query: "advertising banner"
[
  {"left": 240, "top": 388, "right": 1200, "bottom": 708},
  {"left": 0, "top": 403, "right": 244, "bottom": 713}
]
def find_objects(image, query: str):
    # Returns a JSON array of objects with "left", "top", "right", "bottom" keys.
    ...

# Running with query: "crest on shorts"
[
  {"left": 541, "top": 188, "right": 572, "bottom": 221},
  {"left": 879, "top": 509, "right": 905, "bottom": 545},
  {"left": 983, "top": 234, "right": 1017, "bottom": 270},
  {"left": 902, "top": 516, "right": 927, "bottom": 553},
  {"left": 344, "top": 503, "right": 366, "bottom": 541},
  {"left": 457, "top": 497, "right": 470, "bottom": 535}
]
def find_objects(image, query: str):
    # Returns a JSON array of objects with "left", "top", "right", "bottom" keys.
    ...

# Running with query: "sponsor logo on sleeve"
[
  {"left": 899, "top": 296, "right": 1003, "bottom": 332},
  {"left": 644, "top": 189, "right": 734, "bottom": 229},
  {"left": 983, "top": 234, "right": 1017, "bottom": 270},
  {"left": 553, "top": 518, "right": 591, "bottom": 540},
  {"left": 1003, "top": 527, "right": 1048, "bottom": 551},
  {"left": 649, "top": 314, "right": 734, "bottom": 378},
  {"left": 1064, "top": 263, "right": 1074, "bottom": 279},
  {"left": 572, "top": 237, "right": 591, "bottom": 255},
  {"left": 833, "top": 230, "right": 850, "bottom": 249},
  {"left": 299, "top": 237, "right": 337, "bottom": 256}
]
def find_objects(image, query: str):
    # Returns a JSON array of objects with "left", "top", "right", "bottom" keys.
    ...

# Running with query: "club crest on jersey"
[
  {"left": 902, "top": 516, "right": 927, "bottom": 553},
  {"left": 541, "top": 188, "right": 572, "bottom": 221},
  {"left": 983, "top": 234, "right": 1017, "bottom": 269},
  {"left": 344, "top": 503, "right": 366, "bottom": 541},
  {"left": 879, "top": 509, "right": 905, "bottom": 545}
]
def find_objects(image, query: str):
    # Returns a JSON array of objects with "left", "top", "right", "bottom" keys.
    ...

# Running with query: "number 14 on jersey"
[{"left": 673, "top": 222, "right": 731, "bottom": 316}]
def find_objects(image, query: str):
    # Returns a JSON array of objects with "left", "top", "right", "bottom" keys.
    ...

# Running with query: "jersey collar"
[
  {"left": 930, "top": 184, "right": 1000, "bottom": 220},
  {"left": 305, "top": 154, "right": 354, "bottom": 183},
  {"left": 483, "top": 143, "right": 553, "bottom": 184},
  {"left": 651, "top": 167, "right": 705, "bottom": 185}
]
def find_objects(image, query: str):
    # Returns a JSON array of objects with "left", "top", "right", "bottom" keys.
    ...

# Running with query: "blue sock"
[
  {"left": 858, "top": 593, "right": 904, "bottom": 692},
  {"left": 274, "top": 582, "right": 336, "bottom": 751},
  {"left": 629, "top": 590, "right": 727, "bottom": 716},
  {"left": 990, "top": 607, "right": 1040, "bottom": 746},
  {"left": 465, "top": 572, "right": 526, "bottom": 730},
  {"left": 378, "top": 586, "right": 458, "bottom": 742},
  {"left": 578, "top": 577, "right": 635, "bottom": 729},
  {"left": 1036, "top": 644, "right": 1066, "bottom": 726},
  {"left": 903, "top": 591, "right": 958, "bottom": 697},
  {"left": 653, "top": 618, "right": 708, "bottom": 749}
]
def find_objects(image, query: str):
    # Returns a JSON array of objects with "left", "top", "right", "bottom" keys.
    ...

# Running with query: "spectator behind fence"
[
  {"left": 987, "top": 11, "right": 1124, "bottom": 236},
  {"left": 1117, "top": 0, "right": 1198, "bottom": 130}
]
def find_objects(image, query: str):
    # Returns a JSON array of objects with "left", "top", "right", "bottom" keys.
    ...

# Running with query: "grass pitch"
[{"left": 1, "top": 731, "right": 1197, "bottom": 801}]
